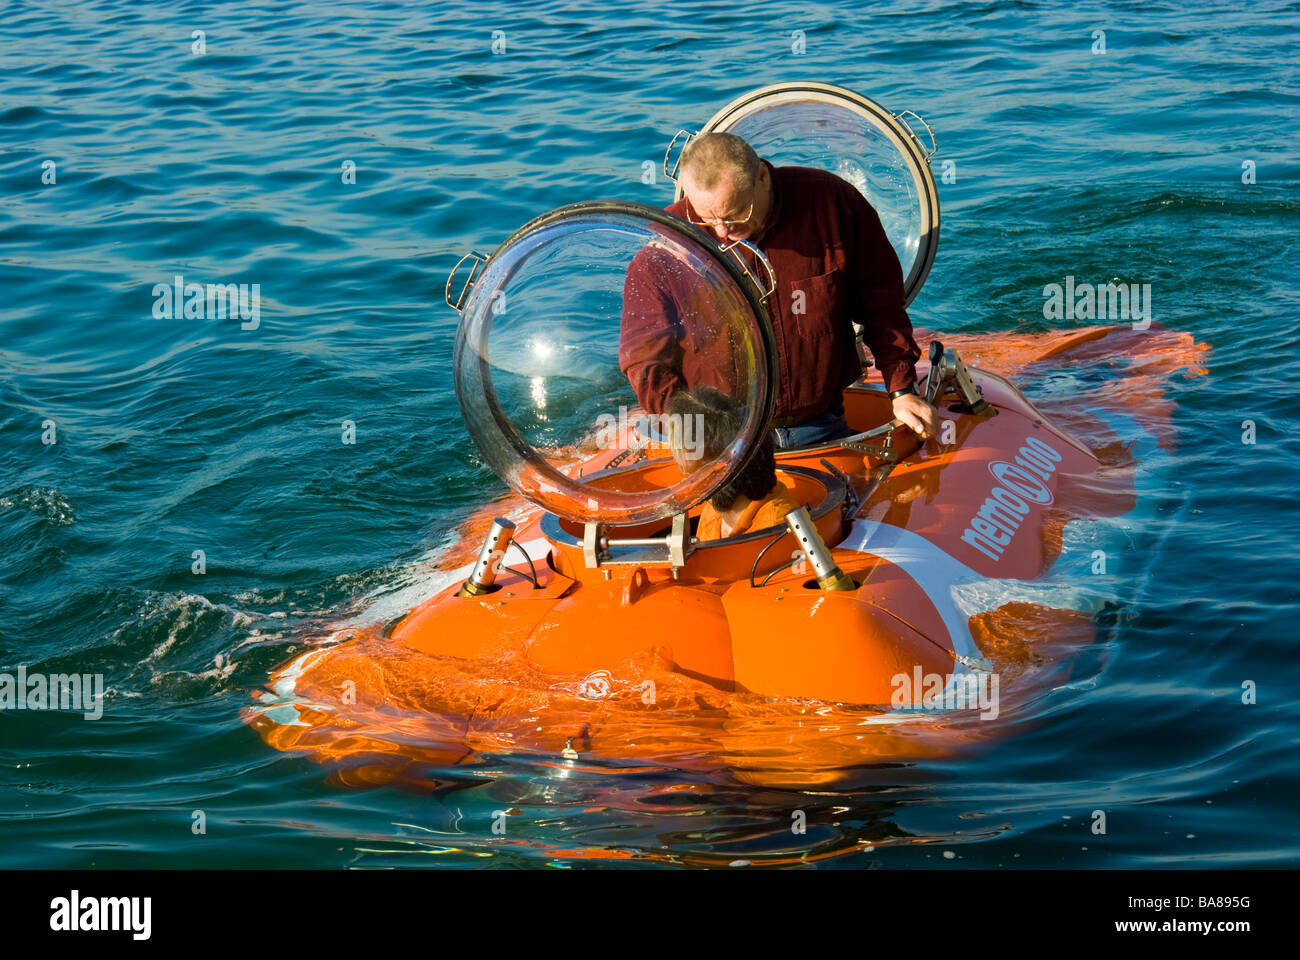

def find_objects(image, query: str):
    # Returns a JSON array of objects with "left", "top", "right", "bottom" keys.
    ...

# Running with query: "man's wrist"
[{"left": 888, "top": 384, "right": 918, "bottom": 401}]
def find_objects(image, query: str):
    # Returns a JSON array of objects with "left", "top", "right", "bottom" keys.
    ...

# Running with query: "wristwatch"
[{"left": 888, "top": 384, "right": 919, "bottom": 401}]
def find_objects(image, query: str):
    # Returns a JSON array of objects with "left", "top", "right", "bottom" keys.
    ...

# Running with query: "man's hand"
[{"left": 892, "top": 391, "right": 941, "bottom": 440}]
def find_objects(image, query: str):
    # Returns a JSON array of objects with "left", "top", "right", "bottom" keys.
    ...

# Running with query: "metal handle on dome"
[
  {"left": 894, "top": 110, "right": 938, "bottom": 159},
  {"left": 720, "top": 238, "right": 777, "bottom": 301},
  {"left": 663, "top": 129, "right": 696, "bottom": 182},
  {"left": 445, "top": 251, "right": 488, "bottom": 311}
]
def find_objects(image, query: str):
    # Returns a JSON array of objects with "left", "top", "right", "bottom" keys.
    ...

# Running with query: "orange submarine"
[{"left": 246, "top": 84, "right": 1207, "bottom": 788}]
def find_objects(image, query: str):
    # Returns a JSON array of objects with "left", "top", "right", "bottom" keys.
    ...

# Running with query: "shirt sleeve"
[
  {"left": 620, "top": 245, "right": 684, "bottom": 416},
  {"left": 842, "top": 185, "right": 921, "bottom": 394}
]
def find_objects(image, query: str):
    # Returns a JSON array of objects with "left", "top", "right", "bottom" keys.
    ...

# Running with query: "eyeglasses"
[{"left": 684, "top": 185, "right": 756, "bottom": 229}]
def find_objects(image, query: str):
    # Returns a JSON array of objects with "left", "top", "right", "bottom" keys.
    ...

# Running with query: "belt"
[{"left": 771, "top": 401, "right": 844, "bottom": 430}]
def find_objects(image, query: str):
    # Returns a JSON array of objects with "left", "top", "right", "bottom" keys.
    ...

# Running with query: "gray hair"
[{"left": 679, "top": 132, "right": 760, "bottom": 190}]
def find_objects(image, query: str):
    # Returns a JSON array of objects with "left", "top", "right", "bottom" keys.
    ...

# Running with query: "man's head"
[{"left": 678, "top": 133, "right": 771, "bottom": 242}]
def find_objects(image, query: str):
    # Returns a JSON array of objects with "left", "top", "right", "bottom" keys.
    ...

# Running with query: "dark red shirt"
[{"left": 620, "top": 160, "right": 921, "bottom": 422}]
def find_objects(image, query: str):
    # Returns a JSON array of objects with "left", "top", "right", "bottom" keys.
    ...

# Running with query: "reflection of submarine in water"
[{"left": 246, "top": 84, "right": 1204, "bottom": 788}]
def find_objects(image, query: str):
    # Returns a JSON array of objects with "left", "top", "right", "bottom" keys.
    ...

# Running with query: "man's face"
[{"left": 681, "top": 167, "right": 762, "bottom": 242}]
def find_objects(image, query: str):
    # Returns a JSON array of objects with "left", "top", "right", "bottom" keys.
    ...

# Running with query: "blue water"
[{"left": 2, "top": 0, "right": 1298, "bottom": 868}]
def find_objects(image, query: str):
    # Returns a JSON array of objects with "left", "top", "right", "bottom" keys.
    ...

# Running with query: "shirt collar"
[{"left": 752, "top": 159, "right": 781, "bottom": 245}]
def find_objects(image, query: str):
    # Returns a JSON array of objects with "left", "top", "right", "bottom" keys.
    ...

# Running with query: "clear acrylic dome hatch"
[
  {"left": 452, "top": 201, "right": 778, "bottom": 528},
  {"left": 672, "top": 82, "right": 940, "bottom": 306}
]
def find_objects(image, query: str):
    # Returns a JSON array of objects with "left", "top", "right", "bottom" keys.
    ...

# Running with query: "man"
[{"left": 620, "top": 132, "right": 940, "bottom": 446}]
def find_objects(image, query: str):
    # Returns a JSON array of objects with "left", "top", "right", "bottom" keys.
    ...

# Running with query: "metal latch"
[
  {"left": 663, "top": 129, "right": 696, "bottom": 183},
  {"left": 583, "top": 513, "right": 691, "bottom": 570},
  {"left": 925, "top": 341, "right": 995, "bottom": 417},
  {"left": 445, "top": 251, "right": 488, "bottom": 311},
  {"left": 842, "top": 420, "right": 905, "bottom": 463},
  {"left": 893, "top": 109, "right": 938, "bottom": 159}
]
